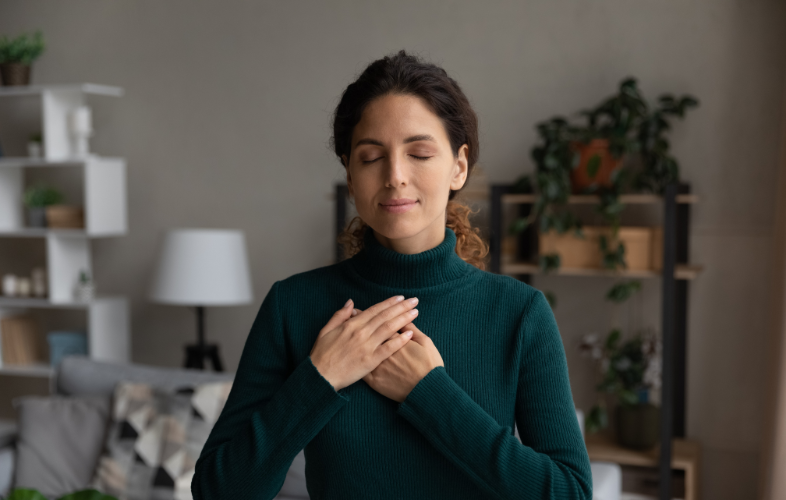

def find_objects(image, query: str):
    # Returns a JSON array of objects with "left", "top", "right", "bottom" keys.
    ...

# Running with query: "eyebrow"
[{"left": 354, "top": 134, "right": 437, "bottom": 148}]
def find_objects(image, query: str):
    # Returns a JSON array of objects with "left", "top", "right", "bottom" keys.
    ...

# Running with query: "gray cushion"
[
  {"left": 11, "top": 395, "right": 111, "bottom": 499},
  {"left": 56, "top": 355, "right": 234, "bottom": 397}
]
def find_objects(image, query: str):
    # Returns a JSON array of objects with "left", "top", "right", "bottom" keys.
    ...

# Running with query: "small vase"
[
  {"left": 0, "top": 63, "right": 31, "bottom": 86},
  {"left": 616, "top": 403, "right": 660, "bottom": 450},
  {"left": 2, "top": 274, "right": 17, "bottom": 296}
]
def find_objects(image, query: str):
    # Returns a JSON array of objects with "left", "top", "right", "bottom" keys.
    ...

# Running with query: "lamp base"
[{"left": 184, "top": 343, "right": 224, "bottom": 372}]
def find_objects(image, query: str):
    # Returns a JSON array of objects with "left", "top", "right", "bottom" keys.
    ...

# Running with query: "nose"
[{"left": 385, "top": 151, "right": 408, "bottom": 188}]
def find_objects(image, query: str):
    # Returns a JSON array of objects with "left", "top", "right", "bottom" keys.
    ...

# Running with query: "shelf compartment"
[
  {"left": 0, "top": 296, "right": 129, "bottom": 376},
  {"left": 0, "top": 156, "right": 127, "bottom": 237},
  {"left": 0, "top": 83, "right": 123, "bottom": 161},
  {"left": 585, "top": 433, "right": 699, "bottom": 500},
  {"left": 501, "top": 262, "right": 703, "bottom": 280}
]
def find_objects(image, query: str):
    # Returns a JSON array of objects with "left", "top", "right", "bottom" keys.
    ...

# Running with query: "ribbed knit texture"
[{"left": 192, "top": 227, "right": 592, "bottom": 500}]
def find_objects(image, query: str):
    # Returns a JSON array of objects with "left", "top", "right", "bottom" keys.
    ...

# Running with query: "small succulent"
[
  {"left": 24, "top": 185, "right": 63, "bottom": 208},
  {"left": 0, "top": 30, "right": 45, "bottom": 65}
]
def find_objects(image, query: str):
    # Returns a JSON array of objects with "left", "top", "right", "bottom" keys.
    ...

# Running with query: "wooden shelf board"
[
  {"left": 0, "top": 83, "right": 124, "bottom": 97},
  {"left": 0, "top": 363, "right": 53, "bottom": 377},
  {"left": 502, "top": 193, "right": 699, "bottom": 205},
  {"left": 501, "top": 262, "right": 703, "bottom": 280},
  {"left": 0, "top": 295, "right": 124, "bottom": 309},
  {"left": 585, "top": 433, "right": 699, "bottom": 471}
]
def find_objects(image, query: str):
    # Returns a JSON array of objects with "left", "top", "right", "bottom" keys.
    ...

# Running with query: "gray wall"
[{"left": 1, "top": 1, "right": 784, "bottom": 498}]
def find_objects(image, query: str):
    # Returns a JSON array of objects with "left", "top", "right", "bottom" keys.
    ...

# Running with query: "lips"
[
  {"left": 380, "top": 198, "right": 417, "bottom": 206},
  {"left": 380, "top": 198, "right": 418, "bottom": 214}
]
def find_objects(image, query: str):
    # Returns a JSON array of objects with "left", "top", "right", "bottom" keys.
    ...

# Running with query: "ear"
[
  {"left": 343, "top": 155, "right": 353, "bottom": 197},
  {"left": 450, "top": 144, "right": 469, "bottom": 191}
]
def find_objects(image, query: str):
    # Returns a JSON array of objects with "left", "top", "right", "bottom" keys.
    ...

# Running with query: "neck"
[
  {"left": 371, "top": 219, "right": 447, "bottom": 255},
  {"left": 348, "top": 226, "right": 471, "bottom": 289}
]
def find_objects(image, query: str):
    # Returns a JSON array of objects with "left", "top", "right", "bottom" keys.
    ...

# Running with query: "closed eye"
[
  {"left": 411, "top": 155, "right": 432, "bottom": 161},
  {"left": 361, "top": 157, "right": 382, "bottom": 164}
]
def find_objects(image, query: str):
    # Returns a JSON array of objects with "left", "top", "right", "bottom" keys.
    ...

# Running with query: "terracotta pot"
[
  {"left": 569, "top": 138, "right": 623, "bottom": 194},
  {"left": 616, "top": 403, "right": 660, "bottom": 450},
  {"left": 0, "top": 63, "right": 31, "bottom": 86}
]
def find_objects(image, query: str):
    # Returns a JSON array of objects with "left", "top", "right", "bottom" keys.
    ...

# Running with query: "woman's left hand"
[{"left": 356, "top": 309, "right": 444, "bottom": 403}]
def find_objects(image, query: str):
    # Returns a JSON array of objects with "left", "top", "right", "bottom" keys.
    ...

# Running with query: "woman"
[{"left": 193, "top": 50, "right": 592, "bottom": 500}]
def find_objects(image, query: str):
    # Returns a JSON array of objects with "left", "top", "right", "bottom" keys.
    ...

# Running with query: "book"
[{"left": 0, "top": 313, "right": 47, "bottom": 366}]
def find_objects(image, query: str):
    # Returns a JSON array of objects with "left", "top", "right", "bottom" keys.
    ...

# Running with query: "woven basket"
[
  {"left": 0, "top": 63, "right": 31, "bottom": 86},
  {"left": 46, "top": 205, "right": 84, "bottom": 229}
]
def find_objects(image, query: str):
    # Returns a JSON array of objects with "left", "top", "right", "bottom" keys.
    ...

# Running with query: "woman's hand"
[
  {"left": 357, "top": 311, "right": 445, "bottom": 403},
  {"left": 309, "top": 295, "right": 420, "bottom": 391}
]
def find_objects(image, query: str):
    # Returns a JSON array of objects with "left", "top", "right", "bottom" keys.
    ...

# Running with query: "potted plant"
[
  {"left": 571, "top": 78, "right": 648, "bottom": 194},
  {"left": 579, "top": 326, "right": 663, "bottom": 449},
  {"left": 0, "top": 30, "right": 45, "bottom": 86},
  {"left": 27, "top": 131, "right": 43, "bottom": 158},
  {"left": 23, "top": 185, "right": 63, "bottom": 228}
]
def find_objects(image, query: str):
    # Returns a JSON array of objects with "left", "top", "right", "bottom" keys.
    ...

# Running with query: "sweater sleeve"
[
  {"left": 192, "top": 280, "right": 351, "bottom": 500},
  {"left": 395, "top": 289, "right": 592, "bottom": 500}
]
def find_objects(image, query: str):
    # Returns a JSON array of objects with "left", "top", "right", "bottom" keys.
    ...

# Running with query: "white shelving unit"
[{"left": 0, "top": 83, "right": 130, "bottom": 377}]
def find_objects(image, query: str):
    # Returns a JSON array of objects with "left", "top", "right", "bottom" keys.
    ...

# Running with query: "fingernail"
[
  {"left": 351, "top": 309, "right": 358, "bottom": 316},
  {"left": 344, "top": 298, "right": 352, "bottom": 308},
  {"left": 394, "top": 295, "right": 405, "bottom": 302},
  {"left": 403, "top": 330, "right": 413, "bottom": 338}
]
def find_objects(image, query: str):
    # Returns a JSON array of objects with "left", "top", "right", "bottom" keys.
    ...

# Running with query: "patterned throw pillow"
[{"left": 89, "top": 380, "right": 232, "bottom": 500}]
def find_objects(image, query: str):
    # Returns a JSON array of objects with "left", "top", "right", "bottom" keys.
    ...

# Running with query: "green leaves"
[
  {"left": 7, "top": 488, "right": 117, "bottom": 500},
  {"left": 24, "top": 185, "right": 64, "bottom": 208},
  {"left": 586, "top": 154, "right": 601, "bottom": 179},
  {"left": 7, "top": 489, "right": 47, "bottom": 500},
  {"left": 606, "top": 280, "right": 642, "bottom": 303},
  {"left": 539, "top": 253, "right": 561, "bottom": 273},
  {"left": 0, "top": 30, "right": 45, "bottom": 65},
  {"left": 585, "top": 402, "right": 609, "bottom": 434}
]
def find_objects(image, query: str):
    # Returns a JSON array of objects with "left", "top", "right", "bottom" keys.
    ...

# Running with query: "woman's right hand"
[{"left": 309, "top": 295, "right": 419, "bottom": 391}]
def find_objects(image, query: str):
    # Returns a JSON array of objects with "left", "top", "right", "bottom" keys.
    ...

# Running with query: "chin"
[{"left": 368, "top": 220, "right": 423, "bottom": 241}]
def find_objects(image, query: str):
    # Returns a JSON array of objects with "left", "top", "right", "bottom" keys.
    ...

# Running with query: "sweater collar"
[{"left": 348, "top": 226, "right": 471, "bottom": 289}]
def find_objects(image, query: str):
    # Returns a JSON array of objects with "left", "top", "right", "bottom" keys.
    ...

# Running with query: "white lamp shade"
[{"left": 149, "top": 229, "right": 254, "bottom": 306}]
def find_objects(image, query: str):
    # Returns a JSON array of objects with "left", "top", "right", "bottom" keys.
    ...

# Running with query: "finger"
[
  {"left": 349, "top": 295, "right": 410, "bottom": 328},
  {"left": 362, "top": 298, "right": 419, "bottom": 340},
  {"left": 376, "top": 329, "right": 413, "bottom": 359},
  {"left": 319, "top": 298, "right": 355, "bottom": 336},
  {"left": 401, "top": 322, "right": 431, "bottom": 346}
]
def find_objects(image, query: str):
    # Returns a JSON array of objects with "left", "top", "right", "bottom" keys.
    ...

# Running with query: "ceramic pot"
[
  {"left": 27, "top": 207, "right": 47, "bottom": 227},
  {"left": 616, "top": 403, "right": 660, "bottom": 450},
  {"left": 569, "top": 138, "right": 623, "bottom": 194}
]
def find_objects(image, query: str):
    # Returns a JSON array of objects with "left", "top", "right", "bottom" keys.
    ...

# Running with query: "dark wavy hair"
[{"left": 330, "top": 49, "right": 489, "bottom": 270}]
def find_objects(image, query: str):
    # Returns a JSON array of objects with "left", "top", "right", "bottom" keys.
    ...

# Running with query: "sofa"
[{"left": 0, "top": 356, "right": 620, "bottom": 500}]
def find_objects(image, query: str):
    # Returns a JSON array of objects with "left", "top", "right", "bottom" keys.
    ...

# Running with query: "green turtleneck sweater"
[{"left": 192, "top": 227, "right": 592, "bottom": 500}]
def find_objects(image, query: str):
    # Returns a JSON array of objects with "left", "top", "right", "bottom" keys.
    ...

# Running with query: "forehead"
[{"left": 352, "top": 93, "right": 449, "bottom": 145}]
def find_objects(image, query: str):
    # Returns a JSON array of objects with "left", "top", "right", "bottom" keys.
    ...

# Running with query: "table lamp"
[{"left": 149, "top": 228, "right": 254, "bottom": 371}]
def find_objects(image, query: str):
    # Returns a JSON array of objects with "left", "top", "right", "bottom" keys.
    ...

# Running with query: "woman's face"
[{"left": 343, "top": 93, "right": 468, "bottom": 254}]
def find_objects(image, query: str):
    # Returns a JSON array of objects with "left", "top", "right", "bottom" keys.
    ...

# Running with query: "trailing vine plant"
[{"left": 508, "top": 77, "right": 698, "bottom": 305}]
